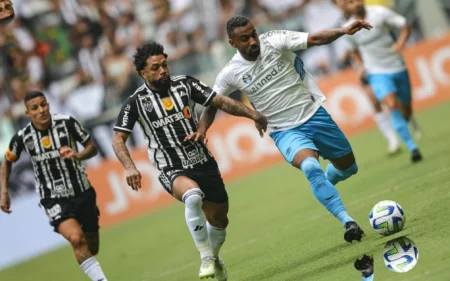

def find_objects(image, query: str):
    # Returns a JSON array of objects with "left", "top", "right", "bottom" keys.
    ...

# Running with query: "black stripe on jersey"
[{"left": 48, "top": 127, "right": 73, "bottom": 195}]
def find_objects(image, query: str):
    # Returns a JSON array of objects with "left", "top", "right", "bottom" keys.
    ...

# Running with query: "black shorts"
[
  {"left": 158, "top": 161, "right": 228, "bottom": 203},
  {"left": 40, "top": 187, "right": 100, "bottom": 233}
]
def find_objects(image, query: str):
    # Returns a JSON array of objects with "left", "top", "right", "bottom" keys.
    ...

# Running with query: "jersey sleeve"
[
  {"left": 113, "top": 97, "right": 139, "bottom": 134},
  {"left": 186, "top": 76, "right": 217, "bottom": 106},
  {"left": 379, "top": 6, "right": 407, "bottom": 29},
  {"left": 212, "top": 67, "right": 237, "bottom": 96},
  {"left": 5, "top": 133, "right": 24, "bottom": 162},
  {"left": 263, "top": 30, "right": 309, "bottom": 52},
  {"left": 67, "top": 117, "right": 91, "bottom": 144}
]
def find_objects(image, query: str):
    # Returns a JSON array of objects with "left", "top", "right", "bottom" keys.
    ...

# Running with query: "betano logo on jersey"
[
  {"left": 152, "top": 106, "right": 191, "bottom": 128},
  {"left": 161, "top": 97, "right": 174, "bottom": 111},
  {"left": 249, "top": 60, "right": 286, "bottom": 93},
  {"left": 41, "top": 136, "right": 52, "bottom": 149},
  {"left": 32, "top": 150, "right": 61, "bottom": 162}
]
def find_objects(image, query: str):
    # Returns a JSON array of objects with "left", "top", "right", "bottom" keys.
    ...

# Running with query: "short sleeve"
[
  {"left": 186, "top": 76, "right": 216, "bottom": 106},
  {"left": 212, "top": 67, "right": 237, "bottom": 96},
  {"left": 67, "top": 117, "right": 91, "bottom": 144},
  {"left": 262, "top": 30, "right": 309, "bottom": 52},
  {"left": 5, "top": 133, "right": 24, "bottom": 162},
  {"left": 378, "top": 6, "right": 406, "bottom": 29},
  {"left": 113, "top": 97, "right": 139, "bottom": 134}
]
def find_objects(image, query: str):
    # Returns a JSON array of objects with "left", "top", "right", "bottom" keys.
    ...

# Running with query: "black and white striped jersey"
[
  {"left": 5, "top": 114, "right": 92, "bottom": 199},
  {"left": 114, "top": 75, "right": 217, "bottom": 170}
]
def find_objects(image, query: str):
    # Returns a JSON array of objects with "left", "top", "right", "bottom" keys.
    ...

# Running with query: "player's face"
[
  {"left": 0, "top": 0, "right": 14, "bottom": 25},
  {"left": 334, "top": 0, "right": 349, "bottom": 13},
  {"left": 140, "top": 54, "right": 171, "bottom": 91},
  {"left": 25, "top": 96, "right": 51, "bottom": 128},
  {"left": 347, "top": 0, "right": 365, "bottom": 16},
  {"left": 229, "top": 22, "right": 260, "bottom": 60}
]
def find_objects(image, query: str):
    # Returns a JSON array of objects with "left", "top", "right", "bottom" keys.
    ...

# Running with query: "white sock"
[
  {"left": 206, "top": 222, "right": 227, "bottom": 258},
  {"left": 80, "top": 257, "right": 108, "bottom": 281},
  {"left": 374, "top": 112, "right": 399, "bottom": 147},
  {"left": 183, "top": 189, "right": 213, "bottom": 259}
]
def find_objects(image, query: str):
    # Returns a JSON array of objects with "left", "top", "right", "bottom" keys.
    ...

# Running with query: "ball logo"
[
  {"left": 162, "top": 97, "right": 174, "bottom": 111},
  {"left": 183, "top": 106, "right": 191, "bottom": 118},
  {"left": 41, "top": 136, "right": 52, "bottom": 149}
]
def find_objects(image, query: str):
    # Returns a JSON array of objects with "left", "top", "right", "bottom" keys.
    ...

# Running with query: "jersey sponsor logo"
[
  {"left": 191, "top": 82, "right": 207, "bottom": 96},
  {"left": 25, "top": 137, "right": 35, "bottom": 150},
  {"left": 41, "top": 136, "right": 52, "bottom": 149},
  {"left": 31, "top": 150, "right": 61, "bottom": 162},
  {"left": 255, "top": 65, "right": 264, "bottom": 75},
  {"left": 181, "top": 145, "right": 207, "bottom": 167},
  {"left": 183, "top": 106, "right": 191, "bottom": 118},
  {"left": 242, "top": 73, "right": 253, "bottom": 85},
  {"left": 264, "top": 52, "right": 275, "bottom": 63},
  {"left": 162, "top": 97, "right": 174, "bottom": 111},
  {"left": 59, "top": 132, "right": 66, "bottom": 138},
  {"left": 260, "top": 30, "right": 287, "bottom": 39},
  {"left": 290, "top": 32, "right": 299, "bottom": 38},
  {"left": 122, "top": 104, "right": 131, "bottom": 127},
  {"left": 46, "top": 204, "right": 62, "bottom": 218},
  {"left": 141, "top": 97, "right": 153, "bottom": 112},
  {"left": 151, "top": 112, "right": 185, "bottom": 128},
  {"left": 5, "top": 148, "right": 17, "bottom": 162}
]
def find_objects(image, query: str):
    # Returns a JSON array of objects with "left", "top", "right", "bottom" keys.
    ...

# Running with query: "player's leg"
[
  {"left": 78, "top": 188, "right": 101, "bottom": 256},
  {"left": 170, "top": 175, "right": 215, "bottom": 279},
  {"left": 85, "top": 232, "right": 99, "bottom": 256},
  {"left": 364, "top": 82, "right": 400, "bottom": 154},
  {"left": 395, "top": 70, "right": 422, "bottom": 139},
  {"left": 57, "top": 219, "right": 108, "bottom": 281},
  {"left": 368, "top": 73, "right": 421, "bottom": 162}
]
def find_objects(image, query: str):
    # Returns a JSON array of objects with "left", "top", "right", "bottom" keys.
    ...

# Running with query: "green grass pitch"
[{"left": 1, "top": 102, "right": 450, "bottom": 281}]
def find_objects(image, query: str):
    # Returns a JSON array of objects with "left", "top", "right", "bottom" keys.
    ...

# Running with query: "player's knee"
[
  {"left": 300, "top": 157, "right": 325, "bottom": 184},
  {"left": 211, "top": 212, "right": 229, "bottom": 228},
  {"left": 89, "top": 243, "right": 99, "bottom": 256},
  {"left": 68, "top": 232, "right": 87, "bottom": 249},
  {"left": 347, "top": 162, "right": 358, "bottom": 176},
  {"left": 182, "top": 188, "right": 204, "bottom": 209}
]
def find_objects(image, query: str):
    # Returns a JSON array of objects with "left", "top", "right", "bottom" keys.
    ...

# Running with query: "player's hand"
[
  {"left": 184, "top": 132, "right": 208, "bottom": 144},
  {"left": 255, "top": 114, "right": 268, "bottom": 138},
  {"left": 0, "top": 192, "right": 12, "bottom": 214},
  {"left": 344, "top": 20, "right": 372, "bottom": 35},
  {"left": 392, "top": 42, "right": 404, "bottom": 54},
  {"left": 60, "top": 146, "right": 78, "bottom": 160},
  {"left": 126, "top": 166, "right": 142, "bottom": 191}
]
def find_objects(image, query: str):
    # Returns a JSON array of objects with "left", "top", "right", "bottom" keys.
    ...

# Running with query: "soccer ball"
[
  {"left": 369, "top": 200, "right": 405, "bottom": 235},
  {"left": 383, "top": 236, "right": 419, "bottom": 273}
]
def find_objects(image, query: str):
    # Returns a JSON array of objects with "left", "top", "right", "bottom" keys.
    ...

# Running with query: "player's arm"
[
  {"left": 350, "top": 49, "right": 365, "bottom": 80},
  {"left": 62, "top": 117, "right": 98, "bottom": 161},
  {"left": 307, "top": 20, "right": 373, "bottom": 47},
  {"left": 1, "top": 133, "right": 24, "bottom": 214},
  {"left": 392, "top": 23, "right": 412, "bottom": 53},
  {"left": 112, "top": 98, "right": 141, "bottom": 191}
]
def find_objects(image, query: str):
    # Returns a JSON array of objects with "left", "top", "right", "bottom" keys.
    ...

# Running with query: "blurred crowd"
[{"left": 0, "top": 0, "right": 440, "bottom": 163}]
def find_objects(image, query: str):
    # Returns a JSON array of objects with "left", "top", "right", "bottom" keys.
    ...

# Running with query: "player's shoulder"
[
  {"left": 126, "top": 84, "right": 147, "bottom": 102},
  {"left": 367, "top": 5, "right": 390, "bottom": 15},
  {"left": 171, "top": 75, "right": 187, "bottom": 82},
  {"left": 259, "top": 30, "right": 289, "bottom": 41}
]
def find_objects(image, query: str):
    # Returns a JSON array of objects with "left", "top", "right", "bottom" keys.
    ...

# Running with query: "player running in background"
[
  {"left": 112, "top": 42, "right": 267, "bottom": 280},
  {"left": 344, "top": 0, "right": 423, "bottom": 162},
  {"left": 0, "top": 0, "right": 14, "bottom": 25},
  {"left": 189, "top": 16, "right": 371, "bottom": 243},
  {"left": 0, "top": 91, "right": 109, "bottom": 281},
  {"left": 333, "top": 0, "right": 400, "bottom": 155}
]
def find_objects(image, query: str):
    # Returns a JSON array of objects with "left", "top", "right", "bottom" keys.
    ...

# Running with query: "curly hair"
[
  {"left": 226, "top": 15, "right": 250, "bottom": 38},
  {"left": 133, "top": 42, "right": 168, "bottom": 74}
]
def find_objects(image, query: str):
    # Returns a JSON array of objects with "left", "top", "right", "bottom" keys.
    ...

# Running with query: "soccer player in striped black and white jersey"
[
  {"left": 112, "top": 42, "right": 267, "bottom": 280},
  {"left": 1, "top": 91, "right": 109, "bottom": 281}
]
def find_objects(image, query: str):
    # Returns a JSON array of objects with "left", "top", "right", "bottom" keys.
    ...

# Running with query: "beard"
[{"left": 152, "top": 76, "right": 170, "bottom": 91}]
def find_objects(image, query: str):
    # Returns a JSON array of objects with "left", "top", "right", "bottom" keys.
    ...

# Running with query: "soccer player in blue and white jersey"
[
  {"left": 344, "top": 0, "right": 423, "bottom": 162},
  {"left": 187, "top": 16, "right": 372, "bottom": 242}
]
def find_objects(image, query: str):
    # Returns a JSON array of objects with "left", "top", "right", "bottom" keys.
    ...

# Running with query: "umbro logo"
[
  {"left": 194, "top": 225, "right": 204, "bottom": 231},
  {"left": 59, "top": 132, "right": 66, "bottom": 138}
]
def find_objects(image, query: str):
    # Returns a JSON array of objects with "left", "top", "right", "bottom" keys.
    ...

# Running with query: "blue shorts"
[
  {"left": 367, "top": 70, "right": 412, "bottom": 104},
  {"left": 269, "top": 107, "right": 353, "bottom": 163}
]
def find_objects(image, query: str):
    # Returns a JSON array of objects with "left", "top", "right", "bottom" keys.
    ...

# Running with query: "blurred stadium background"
[{"left": 0, "top": 0, "right": 450, "bottom": 280}]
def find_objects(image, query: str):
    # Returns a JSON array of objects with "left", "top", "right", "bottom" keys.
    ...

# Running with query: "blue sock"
[
  {"left": 363, "top": 273, "right": 374, "bottom": 281},
  {"left": 300, "top": 157, "right": 354, "bottom": 225},
  {"left": 391, "top": 109, "right": 417, "bottom": 152},
  {"left": 325, "top": 162, "right": 358, "bottom": 186}
]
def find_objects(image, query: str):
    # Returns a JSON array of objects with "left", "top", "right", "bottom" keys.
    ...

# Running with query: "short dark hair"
[
  {"left": 226, "top": 15, "right": 250, "bottom": 38},
  {"left": 133, "top": 42, "right": 168, "bottom": 74},
  {"left": 0, "top": 13, "right": 14, "bottom": 25},
  {"left": 24, "top": 91, "right": 45, "bottom": 105}
]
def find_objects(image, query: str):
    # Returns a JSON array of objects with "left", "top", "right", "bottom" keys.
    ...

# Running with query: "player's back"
[{"left": 344, "top": 5, "right": 406, "bottom": 74}]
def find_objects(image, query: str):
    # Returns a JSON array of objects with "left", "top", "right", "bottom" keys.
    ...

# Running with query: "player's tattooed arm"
[
  {"left": 0, "top": 158, "right": 13, "bottom": 214},
  {"left": 112, "top": 132, "right": 142, "bottom": 191},
  {"left": 61, "top": 139, "right": 98, "bottom": 161},
  {"left": 210, "top": 95, "right": 268, "bottom": 137},
  {"left": 308, "top": 20, "right": 373, "bottom": 47}
]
